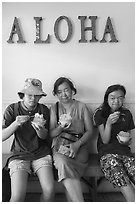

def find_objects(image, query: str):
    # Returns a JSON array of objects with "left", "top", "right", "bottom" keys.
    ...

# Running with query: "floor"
[{"left": 25, "top": 192, "right": 126, "bottom": 202}]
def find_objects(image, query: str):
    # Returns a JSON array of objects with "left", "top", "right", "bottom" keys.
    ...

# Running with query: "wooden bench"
[{"left": 2, "top": 152, "right": 103, "bottom": 201}]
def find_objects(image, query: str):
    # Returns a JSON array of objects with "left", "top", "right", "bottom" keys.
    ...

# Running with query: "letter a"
[
  {"left": 7, "top": 17, "right": 25, "bottom": 43},
  {"left": 100, "top": 17, "right": 118, "bottom": 43}
]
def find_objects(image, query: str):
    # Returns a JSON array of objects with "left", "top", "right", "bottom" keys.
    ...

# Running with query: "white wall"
[
  {"left": 2, "top": 2, "right": 135, "bottom": 105},
  {"left": 2, "top": 2, "right": 135, "bottom": 153}
]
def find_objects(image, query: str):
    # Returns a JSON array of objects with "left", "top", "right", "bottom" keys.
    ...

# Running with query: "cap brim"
[{"left": 18, "top": 90, "right": 47, "bottom": 97}]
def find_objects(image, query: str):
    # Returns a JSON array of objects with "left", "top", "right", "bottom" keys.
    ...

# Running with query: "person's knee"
[{"left": 54, "top": 153, "right": 67, "bottom": 169}]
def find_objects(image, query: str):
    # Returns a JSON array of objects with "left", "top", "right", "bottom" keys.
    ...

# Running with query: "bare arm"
[
  {"left": 50, "top": 106, "right": 65, "bottom": 138},
  {"left": 98, "top": 122, "right": 112, "bottom": 144},
  {"left": 32, "top": 125, "right": 49, "bottom": 140},
  {"left": 76, "top": 107, "right": 93, "bottom": 147},
  {"left": 98, "top": 112, "right": 120, "bottom": 144},
  {"left": 2, "top": 115, "right": 29, "bottom": 141},
  {"left": 2, "top": 121, "right": 19, "bottom": 141},
  {"left": 50, "top": 124, "right": 64, "bottom": 138},
  {"left": 69, "top": 106, "right": 93, "bottom": 158}
]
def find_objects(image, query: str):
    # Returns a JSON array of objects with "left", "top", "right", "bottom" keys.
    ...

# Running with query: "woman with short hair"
[{"left": 50, "top": 77, "right": 93, "bottom": 202}]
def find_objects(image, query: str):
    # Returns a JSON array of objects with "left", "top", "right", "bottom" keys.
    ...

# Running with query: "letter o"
[{"left": 54, "top": 16, "right": 73, "bottom": 43}]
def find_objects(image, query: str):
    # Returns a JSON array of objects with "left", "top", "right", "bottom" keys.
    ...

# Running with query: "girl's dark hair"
[
  {"left": 101, "top": 84, "right": 126, "bottom": 118},
  {"left": 53, "top": 77, "right": 77, "bottom": 96},
  {"left": 18, "top": 93, "right": 24, "bottom": 99}
]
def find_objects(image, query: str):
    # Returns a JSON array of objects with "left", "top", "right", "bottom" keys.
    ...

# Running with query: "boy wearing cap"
[{"left": 2, "top": 78, "right": 54, "bottom": 202}]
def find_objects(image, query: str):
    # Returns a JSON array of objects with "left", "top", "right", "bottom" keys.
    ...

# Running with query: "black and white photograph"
[{"left": 2, "top": 1, "right": 135, "bottom": 202}]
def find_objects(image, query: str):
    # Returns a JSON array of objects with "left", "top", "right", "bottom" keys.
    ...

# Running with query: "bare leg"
[
  {"left": 37, "top": 166, "right": 55, "bottom": 202},
  {"left": 63, "top": 178, "right": 84, "bottom": 202},
  {"left": 120, "top": 183, "right": 135, "bottom": 202},
  {"left": 65, "top": 188, "right": 72, "bottom": 201},
  {"left": 10, "top": 170, "right": 28, "bottom": 202}
]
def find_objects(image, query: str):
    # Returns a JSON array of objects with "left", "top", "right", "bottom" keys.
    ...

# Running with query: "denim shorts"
[{"left": 8, "top": 155, "right": 52, "bottom": 176}]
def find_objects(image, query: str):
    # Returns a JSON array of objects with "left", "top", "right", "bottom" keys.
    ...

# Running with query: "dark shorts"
[{"left": 100, "top": 154, "right": 135, "bottom": 188}]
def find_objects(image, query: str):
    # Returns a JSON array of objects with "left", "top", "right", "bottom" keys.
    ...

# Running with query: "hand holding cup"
[
  {"left": 31, "top": 113, "right": 46, "bottom": 130},
  {"left": 59, "top": 114, "right": 72, "bottom": 129},
  {"left": 117, "top": 131, "right": 131, "bottom": 144}
]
